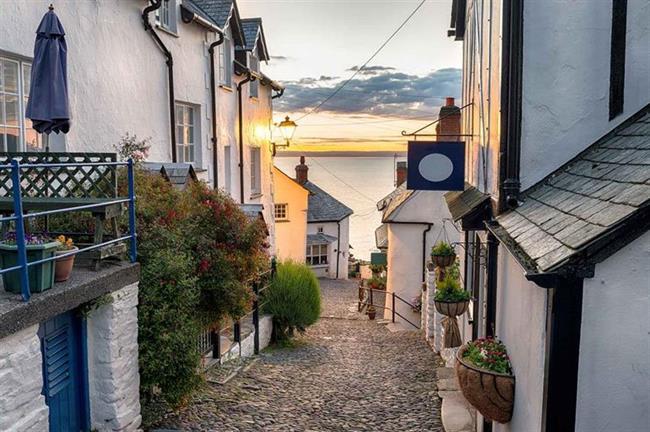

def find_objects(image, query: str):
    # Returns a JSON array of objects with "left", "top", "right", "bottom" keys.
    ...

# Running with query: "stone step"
[{"left": 437, "top": 367, "right": 475, "bottom": 432}]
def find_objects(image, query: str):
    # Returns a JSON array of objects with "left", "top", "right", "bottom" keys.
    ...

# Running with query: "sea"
[{"left": 275, "top": 154, "right": 405, "bottom": 261}]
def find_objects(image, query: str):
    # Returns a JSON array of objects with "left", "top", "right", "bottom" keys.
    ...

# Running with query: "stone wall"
[
  {"left": 423, "top": 268, "right": 444, "bottom": 352},
  {"left": 86, "top": 282, "right": 141, "bottom": 432},
  {"left": 0, "top": 325, "right": 49, "bottom": 432},
  {"left": 221, "top": 314, "right": 273, "bottom": 363}
]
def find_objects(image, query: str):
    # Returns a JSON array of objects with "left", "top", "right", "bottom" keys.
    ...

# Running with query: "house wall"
[
  {"left": 0, "top": 325, "right": 49, "bottom": 432},
  {"left": 520, "top": 0, "right": 650, "bottom": 190},
  {"left": 576, "top": 231, "right": 650, "bottom": 432},
  {"left": 307, "top": 219, "right": 349, "bottom": 279},
  {"left": 493, "top": 246, "right": 548, "bottom": 432},
  {"left": 273, "top": 167, "right": 308, "bottom": 263}
]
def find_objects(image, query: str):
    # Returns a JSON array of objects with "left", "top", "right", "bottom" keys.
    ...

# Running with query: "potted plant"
[
  {"left": 367, "top": 305, "right": 377, "bottom": 320},
  {"left": 431, "top": 241, "right": 456, "bottom": 268},
  {"left": 367, "top": 276, "right": 386, "bottom": 291},
  {"left": 369, "top": 263, "right": 386, "bottom": 276},
  {"left": 54, "top": 235, "right": 78, "bottom": 282},
  {"left": 0, "top": 233, "right": 60, "bottom": 294},
  {"left": 434, "top": 273, "right": 470, "bottom": 317},
  {"left": 411, "top": 296, "right": 422, "bottom": 313},
  {"left": 456, "top": 337, "right": 515, "bottom": 423}
]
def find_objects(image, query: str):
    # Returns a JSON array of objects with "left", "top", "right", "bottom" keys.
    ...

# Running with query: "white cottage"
[{"left": 443, "top": 1, "right": 649, "bottom": 432}]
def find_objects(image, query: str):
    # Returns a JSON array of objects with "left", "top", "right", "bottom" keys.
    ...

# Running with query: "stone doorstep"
[{"left": 438, "top": 367, "right": 476, "bottom": 432}]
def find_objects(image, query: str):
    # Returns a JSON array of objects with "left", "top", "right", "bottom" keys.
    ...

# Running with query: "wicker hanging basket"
[
  {"left": 432, "top": 254, "right": 456, "bottom": 268},
  {"left": 455, "top": 344, "right": 515, "bottom": 423},
  {"left": 434, "top": 299, "right": 469, "bottom": 317}
]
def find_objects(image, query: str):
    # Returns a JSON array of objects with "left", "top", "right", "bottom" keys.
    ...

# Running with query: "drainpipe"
[
  {"left": 422, "top": 224, "right": 433, "bottom": 283},
  {"left": 336, "top": 221, "right": 341, "bottom": 279},
  {"left": 237, "top": 71, "right": 254, "bottom": 203},
  {"left": 208, "top": 33, "right": 225, "bottom": 189},
  {"left": 142, "top": 0, "right": 177, "bottom": 163},
  {"left": 271, "top": 88, "right": 284, "bottom": 99}
]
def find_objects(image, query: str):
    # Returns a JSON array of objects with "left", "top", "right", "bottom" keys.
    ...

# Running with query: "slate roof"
[
  {"left": 239, "top": 18, "right": 269, "bottom": 61},
  {"left": 182, "top": 0, "right": 220, "bottom": 28},
  {"left": 142, "top": 162, "right": 198, "bottom": 190},
  {"left": 375, "top": 224, "right": 388, "bottom": 249},
  {"left": 377, "top": 182, "right": 407, "bottom": 211},
  {"left": 444, "top": 183, "right": 490, "bottom": 222},
  {"left": 307, "top": 233, "right": 338, "bottom": 245},
  {"left": 192, "top": 0, "right": 233, "bottom": 28},
  {"left": 303, "top": 181, "right": 353, "bottom": 223},
  {"left": 490, "top": 105, "right": 650, "bottom": 274}
]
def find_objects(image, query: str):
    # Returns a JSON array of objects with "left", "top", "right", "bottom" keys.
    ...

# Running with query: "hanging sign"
[{"left": 407, "top": 141, "right": 465, "bottom": 191}]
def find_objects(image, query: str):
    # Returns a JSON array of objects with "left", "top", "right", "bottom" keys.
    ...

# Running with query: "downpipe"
[
  {"left": 422, "top": 224, "right": 433, "bottom": 285},
  {"left": 142, "top": 0, "right": 177, "bottom": 162},
  {"left": 237, "top": 72, "right": 254, "bottom": 203},
  {"left": 336, "top": 221, "right": 341, "bottom": 279},
  {"left": 208, "top": 33, "right": 225, "bottom": 189}
]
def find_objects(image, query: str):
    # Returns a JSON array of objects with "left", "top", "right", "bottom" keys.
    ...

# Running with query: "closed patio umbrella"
[{"left": 25, "top": 5, "right": 70, "bottom": 135}]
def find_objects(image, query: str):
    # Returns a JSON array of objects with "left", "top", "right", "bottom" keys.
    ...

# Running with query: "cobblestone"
[{"left": 154, "top": 279, "right": 443, "bottom": 431}]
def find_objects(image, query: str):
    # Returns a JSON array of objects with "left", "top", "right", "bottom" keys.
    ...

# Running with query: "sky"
[{"left": 238, "top": 0, "right": 463, "bottom": 152}]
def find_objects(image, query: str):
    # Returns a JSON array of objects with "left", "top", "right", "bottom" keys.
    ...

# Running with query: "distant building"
[{"left": 273, "top": 166, "right": 309, "bottom": 263}]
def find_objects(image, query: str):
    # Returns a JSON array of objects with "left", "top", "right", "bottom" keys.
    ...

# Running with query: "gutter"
[
  {"left": 236, "top": 68, "right": 255, "bottom": 204},
  {"left": 142, "top": 0, "right": 177, "bottom": 163},
  {"left": 180, "top": 5, "right": 223, "bottom": 33},
  {"left": 497, "top": 0, "right": 524, "bottom": 212}
]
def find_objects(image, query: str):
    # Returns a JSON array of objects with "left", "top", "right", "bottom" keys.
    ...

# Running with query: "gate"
[{"left": 39, "top": 311, "right": 88, "bottom": 432}]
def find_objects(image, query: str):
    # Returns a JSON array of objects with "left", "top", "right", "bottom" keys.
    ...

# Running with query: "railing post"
[
  {"left": 234, "top": 320, "right": 241, "bottom": 357},
  {"left": 253, "top": 281, "right": 260, "bottom": 355},
  {"left": 10, "top": 160, "right": 30, "bottom": 302},
  {"left": 127, "top": 158, "right": 137, "bottom": 262},
  {"left": 392, "top": 292, "right": 396, "bottom": 323},
  {"left": 211, "top": 328, "right": 220, "bottom": 360}
]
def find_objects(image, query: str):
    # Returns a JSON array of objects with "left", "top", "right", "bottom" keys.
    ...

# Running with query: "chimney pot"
[
  {"left": 445, "top": 97, "right": 455, "bottom": 107},
  {"left": 395, "top": 161, "right": 407, "bottom": 187},
  {"left": 296, "top": 156, "right": 309, "bottom": 184},
  {"left": 437, "top": 96, "right": 461, "bottom": 141}
]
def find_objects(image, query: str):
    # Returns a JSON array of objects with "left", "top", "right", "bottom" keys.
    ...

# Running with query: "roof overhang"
[
  {"left": 444, "top": 183, "right": 492, "bottom": 230},
  {"left": 180, "top": 2, "right": 223, "bottom": 33}
]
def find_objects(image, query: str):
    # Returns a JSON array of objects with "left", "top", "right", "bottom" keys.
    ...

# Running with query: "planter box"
[
  {"left": 456, "top": 344, "right": 515, "bottom": 423},
  {"left": 0, "top": 241, "right": 60, "bottom": 294},
  {"left": 432, "top": 254, "right": 456, "bottom": 268},
  {"left": 434, "top": 299, "right": 469, "bottom": 317}
]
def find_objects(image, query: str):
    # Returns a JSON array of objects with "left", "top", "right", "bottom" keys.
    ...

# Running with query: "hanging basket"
[
  {"left": 434, "top": 299, "right": 469, "bottom": 317},
  {"left": 455, "top": 344, "right": 515, "bottom": 423},
  {"left": 432, "top": 254, "right": 456, "bottom": 268}
]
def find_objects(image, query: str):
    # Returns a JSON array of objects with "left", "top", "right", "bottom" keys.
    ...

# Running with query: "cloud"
[
  {"left": 275, "top": 67, "right": 461, "bottom": 119},
  {"left": 346, "top": 65, "right": 396, "bottom": 75}
]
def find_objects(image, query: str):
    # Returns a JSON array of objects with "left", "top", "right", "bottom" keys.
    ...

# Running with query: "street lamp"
[{"left": 272, "top": 116, "right": 297, "bottom": 156}]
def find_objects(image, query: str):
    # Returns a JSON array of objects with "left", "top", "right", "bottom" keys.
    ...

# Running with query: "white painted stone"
[
  {"left": 258, "top": 315, "right": 273, "bottom": 351},
  {"left": 87, "top": 282, "right": 142, "bottom": 432},
  {"left": 0, "top": 325, "right": 49, "bottom": 432}
]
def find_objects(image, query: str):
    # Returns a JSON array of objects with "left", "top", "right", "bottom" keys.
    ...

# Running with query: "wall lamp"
[{"left": 271, "top": 116, "right": 297, "bottom": 156}]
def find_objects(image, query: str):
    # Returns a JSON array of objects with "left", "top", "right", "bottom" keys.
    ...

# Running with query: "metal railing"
[
  {"left": 0, "top": 159, "right": 137, "bottom": 302},
  {"left": 358, "top": 285, "right": 421, "bottom": 330}
]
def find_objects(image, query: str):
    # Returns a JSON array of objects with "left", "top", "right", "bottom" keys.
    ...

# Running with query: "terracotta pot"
[
  {"left": 54, "top": 247, "right": 78, "bottom": 282},
  {"left": 367, "top": 309, "right": 376, "bottom": 320},
  {"left": 432, "top": 254, "right": 456, "bottom": 268},
  {"left": 434, "top": 300, "right": 469, "bottom": 317},
  {"left": 455, "top": 344, "right": 515, "bottom": 423}
]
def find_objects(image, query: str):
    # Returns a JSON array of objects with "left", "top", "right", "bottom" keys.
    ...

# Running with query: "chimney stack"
[
  {"left": 436, "top": 97, "right": 461, "bottom": 141},
  {"left": 395, "top": 161, "right": 407, "bottom": 187},
  {"left": 296, "top": 156, "right": 308, "bottom": 184}
]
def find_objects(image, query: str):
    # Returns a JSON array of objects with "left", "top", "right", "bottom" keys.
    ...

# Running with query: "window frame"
[
  {"left": 155, "top": 0, "right": 178, "bottom": 34},
  {"left": 250, "top": 146, "right": 261, "bottom": 195},
  {"left": 249, "top": 53, "right": 259, "bottom": 99},
  {"left": 274, "top": 203, "right": 288, "bottom": 221},
  {"left": 0, "top": 55, "right": 43, "bottom": 152},
  {"left": 219, "top": 37, "right": 233, "bottom": 88},
  {"left": 174, "top": 102, "right": 198, "bottom": 164},
  {"left": 306, "top": 244, "right": 329, "bottom": 266}
]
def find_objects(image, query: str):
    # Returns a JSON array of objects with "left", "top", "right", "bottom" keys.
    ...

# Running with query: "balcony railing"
[{"left": 0, "top": 158, "right": 137, "bottom": 302}]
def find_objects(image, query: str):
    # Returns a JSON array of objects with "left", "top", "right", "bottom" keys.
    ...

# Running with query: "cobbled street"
[{"left": 155, "top": 279, "right": 443, "bottom": 431}]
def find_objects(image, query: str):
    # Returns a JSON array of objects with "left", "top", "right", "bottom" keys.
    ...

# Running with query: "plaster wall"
[
  {"left": 0, "top": 0, "right": 218, "bottom": 175},
  {"left": 576, "top": 231, "right": 650, "bottom": 432},
  {"left": 0, "top": 325, "right": 49, "bottom": 432},
  {"left": 520, "top": 0, "right": 650, "bottom": 189},
  {"left": 307, "top": 218, "right": 350, "bottom": 279},
  {"left": 273, "top": 167, "right": 308, "bottom": 263},
  {"left": 493, "top": 246, "right": 548, "bottom": 432},
  {"left": 86, "top": 282, "right": 141, "bottom": 432}
]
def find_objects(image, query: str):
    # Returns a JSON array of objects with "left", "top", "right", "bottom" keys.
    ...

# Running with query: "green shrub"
[
  {"left": 367, "top": 276, "right": 386, "bottom": 290},
  {"left": 434, "top": 273, "right": 471, "bottom": 302},
  {"left": 431, "top": 241, "right": 455, "bottom": 257},
  {"left": 264, "top": 261, "right": 321, "bottom": 339}
]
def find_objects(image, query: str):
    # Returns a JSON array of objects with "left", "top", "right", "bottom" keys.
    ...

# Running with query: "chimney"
[
  {"left": 436, "top": 97, "right": 461, "bottom": 141},
  {"left": 296, "top": 156, "right": 308, "bottom": 184},
  {"left": 395, "top": 161, "right": 407, "bottom": 187}
]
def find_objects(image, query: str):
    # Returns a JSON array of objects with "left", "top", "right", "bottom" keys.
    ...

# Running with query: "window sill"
[
  {"left": 249, "top": 193, "right": 263, "bottom": 200},
  {"left": 155, "top": 24, "right": 179, "bottom": 38},
  {"left": 219, "top": 85, "right": 234, "bottom": 93},
  {"left": 275, "top": 219, "right": 290, "bottom": 223},
  {"left": 309, "top": 264, "right": 329, "bottom": 269}
]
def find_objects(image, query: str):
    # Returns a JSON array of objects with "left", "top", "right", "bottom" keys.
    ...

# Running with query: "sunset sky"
[{"left": 238, "top": 0, "right": 462, "bottom": 152}]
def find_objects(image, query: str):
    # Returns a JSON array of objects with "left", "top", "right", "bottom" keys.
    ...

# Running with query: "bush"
[
  {"left": 434, "top": 273, "right": 470, "bottom": 302},
  {"left": 431, "top": 241, "right": 455, "bottom": 257},
  {"left": 264, "top": 261, "right": 321, "bottom": 339},
  {"left": 367, "top": 276, "right": 386, "bottom": 290}
]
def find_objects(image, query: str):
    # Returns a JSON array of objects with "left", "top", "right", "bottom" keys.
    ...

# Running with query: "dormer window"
[
  {"left": 249, "top": 53, "right": 259, "bottom": 98},
  {"left": 156, "top": 0, "right": 178, "bottom": 34}
]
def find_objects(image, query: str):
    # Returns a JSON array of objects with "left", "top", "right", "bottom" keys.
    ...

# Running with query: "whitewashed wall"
[
  {"left": 494, "top": 246, "right": 548, "bottom": 432},
  {"left": 307, "top": 218, "right": 350, "bottom": 279},
  {"left": 521, "top": 0, "right": 650, "bottom": 189},
  {"left": 576, "top": 231, "right": 650, "bottom": 432}
]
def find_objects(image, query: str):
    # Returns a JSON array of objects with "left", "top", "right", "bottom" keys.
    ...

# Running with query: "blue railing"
[{"left": 0, "top": 158, "right": 137, "bottom": 302}]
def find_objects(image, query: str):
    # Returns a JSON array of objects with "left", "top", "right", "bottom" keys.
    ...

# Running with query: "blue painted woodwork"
[
  {"left": 39, "top": 311, "right": 88, "bottom": 432},
  {"left": 407, "top": 141, "right": 466, "bottom": 191}
]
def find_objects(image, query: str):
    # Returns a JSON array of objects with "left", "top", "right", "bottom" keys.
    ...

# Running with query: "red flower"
[{"left": 198, "top": 259, "right": 210, "bottom": 273}]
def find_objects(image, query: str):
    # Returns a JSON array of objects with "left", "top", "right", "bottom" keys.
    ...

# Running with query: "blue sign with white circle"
[{"left": 406, "top": 141, "right": 465, "bottom": 191}]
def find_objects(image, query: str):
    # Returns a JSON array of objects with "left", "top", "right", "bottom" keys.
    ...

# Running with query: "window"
[
  {"left": 156, "top": 0, "right": 177, "bottom": 33},
  {"left": 306, "top": 244, "right": 328, "bottom": 266},
  {"left": 250, "top": 147, "right": 261, "bottom": 195},
  {"left": 249, "top": 54, "right": 259, "bottom": 98},
  {"left": 0, "top": 57, "right": 42, "bottom": 152},
  {"left": 274, "top": 203, "right": 288, "bottom": 220},
  {"left": 175, "top": 103, "right": 197, "bottom": 163},
  {"left": 317, "top": 226, "right": 324, "bottom": 233},
  {"left": 224, "top": 145, "right": 232, "bottom": 193},
  {"left": 219, "top": 38, "right": 233, "bottom": 88}
]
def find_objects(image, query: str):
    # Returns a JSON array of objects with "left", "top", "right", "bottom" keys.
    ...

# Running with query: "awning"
[
  {"left": 444, "top": 183, "right": 491, "bottom": 230},
  {"left": 307, "top": 233, "right": 337, "bottom": 245}
]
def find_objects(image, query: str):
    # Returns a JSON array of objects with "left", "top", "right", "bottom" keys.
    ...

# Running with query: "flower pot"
[
  {"left": 455, "top": 344, "right": 515, "bottom": 423},
  {"left": 54, "top": 247, "right": 78, "bottom": 282},
  {"left": 434, "top": 300, "right": 469, "bottom": 317},
  {"left": 432, "top": 254, "right": 456, "bottom": 268},
  {"left": 0, "top": 241, "right": 60, "bottom": 294},
  {"left": 367, "top": 309, "right": 376, "bottom": 320}
]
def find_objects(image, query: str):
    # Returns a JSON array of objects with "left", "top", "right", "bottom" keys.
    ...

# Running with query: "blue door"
[{"left": 39, "top": 311, "right": 87, "bottom": 432}]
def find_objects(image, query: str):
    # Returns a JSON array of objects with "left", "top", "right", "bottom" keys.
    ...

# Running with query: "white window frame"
[
  {"left": 175, "top": 102, "right": 198, "bottom": 164},
  {"left": 306, "top": 244, "right": 328, "bottom": 266},
  {"left": 274, "top": 203, "right": 288, "bottom": 221},
  {"left": 317, "top": 226, "right": 324, "bottom": 233},
  {"left": 219, "top": 37, "right": 233, "bottom": 88},
  {"left": 0, "top": 55, "right": 42, "bottom": 152},
  {"left": 155, "top": 0, "right": 178, "bottom": 34},
  {"left": 250, "top": 147, "right": 261, "bottom": 195},
  {"left": 249, "top": 53, "right": 259, "bottom": 98}
]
